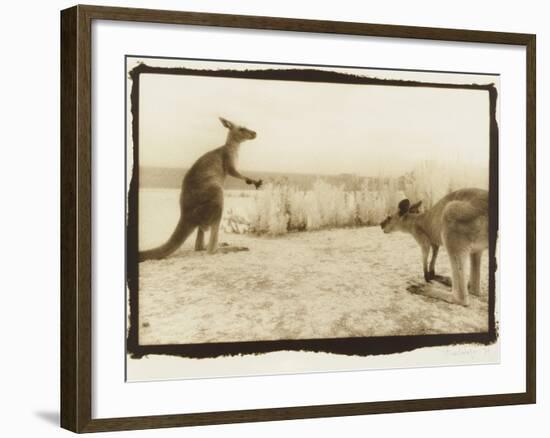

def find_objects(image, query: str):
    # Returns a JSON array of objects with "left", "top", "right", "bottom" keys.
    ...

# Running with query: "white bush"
[{"left": 228, "top": 161, "right": 488, "bottom": 235}]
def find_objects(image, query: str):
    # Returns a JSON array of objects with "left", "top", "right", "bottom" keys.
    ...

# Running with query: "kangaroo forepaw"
[{"left": 254, "top": 179, "right": 263, "bottom": 189}]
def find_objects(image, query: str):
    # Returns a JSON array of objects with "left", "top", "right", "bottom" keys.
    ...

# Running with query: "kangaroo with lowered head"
[
  {"left": 139, "top": 117, "right": 262, "bottom": 262},
  {"left": 380, "top": 188, "right": 489, "bottom": 306}
]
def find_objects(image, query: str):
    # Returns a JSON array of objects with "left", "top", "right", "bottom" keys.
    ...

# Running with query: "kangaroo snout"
[{"left": 249, "top": 130, "right": 257, "bottom": 139}]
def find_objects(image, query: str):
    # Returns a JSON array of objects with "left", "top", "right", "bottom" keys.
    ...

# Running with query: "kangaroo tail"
[{"left": 139, "top": 217, "right": 195, "bottom": 262}]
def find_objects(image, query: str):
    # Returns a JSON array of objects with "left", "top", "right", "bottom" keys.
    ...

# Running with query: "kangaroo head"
[
  {"left": 380, "top": 199, "right": 422, "bottom": 234},
  {"left": 219, "top": 117, "right": 257, "bottom": 143}
]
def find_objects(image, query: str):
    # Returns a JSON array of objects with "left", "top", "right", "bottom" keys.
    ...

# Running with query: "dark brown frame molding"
[{"left": 61, "top": 4, "right": 536, "bottom": 433}]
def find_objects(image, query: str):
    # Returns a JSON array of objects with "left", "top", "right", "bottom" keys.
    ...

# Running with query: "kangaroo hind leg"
[
  {"left": 207, "top": 217, "right": 221, "bottom": 254},
  {"left": 468, "top": 251, "right": 482, "bottom": 296},
  {"left": 443, "top": 229, "right": 470, "bottom": 306},
  {"left": 207, "top": 218, "right": 249, "bottom": 254},
  {"left": 427, "top": 245, "right": 452, "bottom": 287},
  {"left": 195, "top": 226, "right": 208, "bottom": 251},
  {"left": 428, "top": 245, "right": 439, "bottom": 278},
  {"left": 421, "top": 243, "right": 431, "bottom": 282}
]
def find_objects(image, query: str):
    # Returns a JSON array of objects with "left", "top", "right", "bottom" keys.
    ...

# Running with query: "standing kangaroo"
[
  {"left": 139, "top": 117, "right": 262, "bottom": 262},
  {"left": 380, "top": 188, "right": 489, "bottom": 306}
]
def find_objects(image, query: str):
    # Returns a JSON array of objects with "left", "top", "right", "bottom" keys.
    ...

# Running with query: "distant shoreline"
[{"left": 139, "top": 166, "right": 401, "bottom": 191}]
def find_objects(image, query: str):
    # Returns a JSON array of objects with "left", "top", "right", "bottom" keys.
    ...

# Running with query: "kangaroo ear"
[
  {"left": 409, "top": 200, "right": 422, "bottom": 213},
  {"left": 398, "top": 199, "right": 410, "bottom": 216},
  {"left": 219, "top": 117, "right": 233, "bottom": 129}
]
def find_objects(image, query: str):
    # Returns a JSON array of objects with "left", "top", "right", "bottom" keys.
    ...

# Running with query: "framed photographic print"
[{"left": 60, "top": 4, "right": 536, "bottom": 433}]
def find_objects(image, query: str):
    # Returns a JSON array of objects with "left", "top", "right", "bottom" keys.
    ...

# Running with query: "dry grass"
[{"left": 231, "top": 161, "right": 487, "bottom": 235}]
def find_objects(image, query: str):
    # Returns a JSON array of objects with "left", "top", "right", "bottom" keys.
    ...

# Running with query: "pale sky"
[{"left": 132, "top": 58, "right": 497, "bottom": 177}]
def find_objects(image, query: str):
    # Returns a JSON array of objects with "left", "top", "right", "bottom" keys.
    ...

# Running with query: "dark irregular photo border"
[{"left": 126, "top": 60, "right": 499, "bottom": 360}]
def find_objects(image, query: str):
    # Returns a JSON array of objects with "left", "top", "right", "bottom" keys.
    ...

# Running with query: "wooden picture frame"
[{"left": 61, "top": 4, "right": 536, "bottom": 433}]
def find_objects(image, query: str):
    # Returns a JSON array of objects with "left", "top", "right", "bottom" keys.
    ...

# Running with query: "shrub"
[
  {"left": 227, "top": 161, "right": 488, "bottom": 235},
  {"left": 246, "top": 179, "right": 395, "bottom": 235},
  {"left": 402, "top": 160, "right": 488, "bottom": 209}
]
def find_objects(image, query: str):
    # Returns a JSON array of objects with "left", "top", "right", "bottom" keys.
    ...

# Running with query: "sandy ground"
[{"left": 137, "top": 190, "right": 489, "bottom": 345}]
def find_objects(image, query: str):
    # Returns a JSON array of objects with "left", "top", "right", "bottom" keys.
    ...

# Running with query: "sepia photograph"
[{"left": 126, "top": 57, "right": 499, "bottom": 380}]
